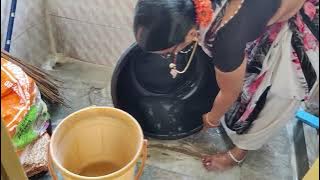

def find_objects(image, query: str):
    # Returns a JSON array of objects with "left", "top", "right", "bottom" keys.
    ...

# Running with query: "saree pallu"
[{"left": 223, "top": 1, "right": 319, "bottom": 150}]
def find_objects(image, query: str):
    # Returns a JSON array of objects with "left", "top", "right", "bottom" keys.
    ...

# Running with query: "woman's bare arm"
[
  {"left": 206, "top": 59, "right": 247, "bottom": 124},
  {"left": 268, "top": 0, "right": 306, "bottom": 25}
]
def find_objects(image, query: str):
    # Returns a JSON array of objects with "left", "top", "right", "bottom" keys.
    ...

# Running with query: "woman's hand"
[{"left": 202, "top": 112, "right": 220, "bottom": 131}]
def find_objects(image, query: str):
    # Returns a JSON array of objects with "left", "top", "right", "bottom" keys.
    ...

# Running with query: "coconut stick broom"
[{"left": 1, "top": 50, "right": 67, "bottom": 107}]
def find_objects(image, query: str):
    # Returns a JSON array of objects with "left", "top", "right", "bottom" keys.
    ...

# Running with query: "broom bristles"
[{"left": 1, "top": 50, "right": 68, "bottom": 107}]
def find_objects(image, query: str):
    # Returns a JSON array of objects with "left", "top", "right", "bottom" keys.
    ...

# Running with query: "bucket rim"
[{"left": 49, "top": 106, "right": 144, "bottom": 179}]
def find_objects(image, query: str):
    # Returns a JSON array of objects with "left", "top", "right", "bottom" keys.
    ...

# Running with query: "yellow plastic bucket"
[{"left": 48, "top": 106, "right": 148, "bottom": 180}]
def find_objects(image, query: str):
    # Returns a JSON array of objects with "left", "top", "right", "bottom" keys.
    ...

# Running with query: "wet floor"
[{"left": 40, "top": 57, "right": 296, "bottom": 180}]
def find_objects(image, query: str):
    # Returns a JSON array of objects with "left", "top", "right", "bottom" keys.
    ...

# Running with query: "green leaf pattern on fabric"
[{"left": 12, "top": 99, "right": 50, "bottom": 150}]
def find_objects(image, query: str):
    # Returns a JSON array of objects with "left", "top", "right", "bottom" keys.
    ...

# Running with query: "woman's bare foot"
[{"left": 202, "top": 147, "right": 248, "bottom": 171}]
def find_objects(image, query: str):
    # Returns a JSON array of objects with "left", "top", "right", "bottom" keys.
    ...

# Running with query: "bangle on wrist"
[{"left": 205, "top": 114, "right": 220, "bottom": 127}]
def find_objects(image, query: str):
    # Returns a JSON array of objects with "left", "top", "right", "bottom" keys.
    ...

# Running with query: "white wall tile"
[{"left": 1, "top": 0, "right": 50, "bottom": 66}]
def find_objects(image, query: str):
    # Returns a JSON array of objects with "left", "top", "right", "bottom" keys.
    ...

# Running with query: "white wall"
[
  {"left": 1, "top": 0, "right": 137, "bottom": 67},
  {"left": 47, "top": 0, "right": 137, "bottom": 66},
  {"left": 1, "top": 0, "right": 51, "bottom": 66},
  {"left": 1, "top": 0, "right": 10, "bottom": 46}
]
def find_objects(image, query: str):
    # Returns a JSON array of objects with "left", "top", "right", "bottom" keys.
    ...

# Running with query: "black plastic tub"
[{"left": 111, "top": 43, "right": 219, "bottom": 140}]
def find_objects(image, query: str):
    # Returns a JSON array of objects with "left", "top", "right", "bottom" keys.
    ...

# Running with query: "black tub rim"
[
  {"left": 111, "top": 43, "right": 138, "bottom": 108},
  {"left": 111, "top": 43, "right": 217, "bottom": 140}
]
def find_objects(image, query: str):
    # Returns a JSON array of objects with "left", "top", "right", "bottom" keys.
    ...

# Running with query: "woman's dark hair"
[{"left": 134, "top": 0, "right": 196, "bottom": 51}]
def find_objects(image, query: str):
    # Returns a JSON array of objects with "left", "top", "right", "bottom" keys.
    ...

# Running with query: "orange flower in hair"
[{"left": 193, "top": 0, "right": 214, "bottom": 27}]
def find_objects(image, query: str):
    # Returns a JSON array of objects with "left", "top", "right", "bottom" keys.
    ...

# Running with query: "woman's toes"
[
  {"left": 202, "top": 156, "right": 211, "bottom": 162},
  {"left": 201, "top": 152, "right": 241, "bottom": 172},
  {"left": 202, "top": 159, "right": 211, "bottom": 166},
  {"left": 205, "top": 161, "right": 219, "bottom": 171},
  {"left": 205, "top": 161, "right": 214, "bottom": 167}
]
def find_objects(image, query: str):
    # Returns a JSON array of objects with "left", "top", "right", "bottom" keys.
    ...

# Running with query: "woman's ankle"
[{"left": 230, "top": 146, "right": 248, "bottom": 159}]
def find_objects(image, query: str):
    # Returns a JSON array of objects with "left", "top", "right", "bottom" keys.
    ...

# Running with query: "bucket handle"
[
  {"left": 135, "top": 139, "right": 148, "bottom": 180},
  {"left": 48, "top": 143, "right": 58, "bottom": 180}
]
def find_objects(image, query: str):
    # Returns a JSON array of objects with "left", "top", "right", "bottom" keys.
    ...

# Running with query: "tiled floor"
[{"left": 40, "top": 57, "right": 297, "bottom": 180}]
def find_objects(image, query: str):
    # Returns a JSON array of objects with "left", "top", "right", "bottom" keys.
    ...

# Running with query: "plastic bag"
[
  {"left": 1, "top": 57, "right": 50, "bottom": 150},
  {"left": 12, "top": 94, "right": 50, "bottom": 150}
]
